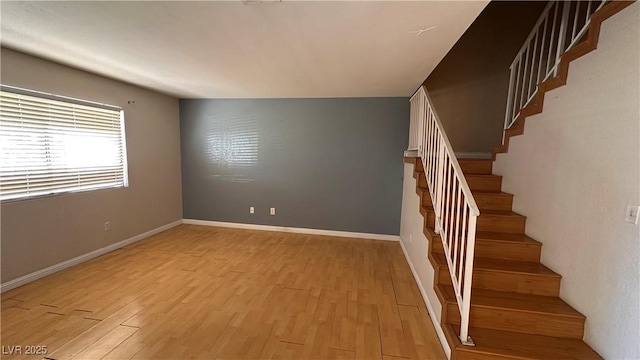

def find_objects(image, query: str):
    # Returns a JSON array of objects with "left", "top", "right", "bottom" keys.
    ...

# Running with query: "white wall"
[
  {"left": 399, "top": 162, "right": 450, "bottom": 359},
  {"left": 493, "top": 4, "right": 640, "bottom": 359}
]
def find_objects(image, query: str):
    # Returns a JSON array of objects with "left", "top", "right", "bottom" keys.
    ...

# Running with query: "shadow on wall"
[{"left": 424, "top": 1, "right": 548, "bottom": 154}]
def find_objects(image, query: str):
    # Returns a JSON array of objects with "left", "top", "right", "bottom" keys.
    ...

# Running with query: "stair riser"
[
  {"left": 477, "top": 214, "right": 526, "bottom": 234},
  {"left": 416, "top": 171, "right": 512, "bottom": 211},
  {"left": 418, "top": 159, "right": 494, "bottom": 175},
  {"left": 437, "top": 265, "right": 560, "bottom": 296},
  {"left": 417, "top": 173, "right": 428, "bottom": 188},
  {"left": 474, "top": 241, "right": 541, "bottom": 262},
  {"left": 431, "top": 238, "right": 541, "bottom": 262},
  {"left": 426, "top": 212, "right": 437, "bottom": 230},
  {"left": 418, "top": 170, "right": 504, "bottom": 195},
  {"left": 425, "top": 211, "right": 526, "bottom": 234},
  {"left": 445, "top": 303, "right": 585, "bottom": 339},
  {"left": 417, "top": 189, "right": 433, "bottom": 207},
  {"left": 422, "top": 193, "right": 433, "bottom": 207},
  {"left": 474, "top": 193, "right": 513, "bottom": 211},
  {"left": 466, "top": 176, "right": 502, "bottom": 192},
  {"left": 459, "top": 160, "right": 493, "bottom": 175},
  {"left": 419, "top": 189, "right": 513, "bottom": 212}
]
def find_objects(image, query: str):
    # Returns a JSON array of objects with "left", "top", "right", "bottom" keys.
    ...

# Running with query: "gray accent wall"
[{"left": 180, "top": 98, "right": 408, "bottom": 235}]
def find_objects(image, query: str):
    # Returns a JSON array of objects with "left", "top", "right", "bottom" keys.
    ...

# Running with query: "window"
[{"left": 0, "top": 85, "right": 128, "bottom": 202}]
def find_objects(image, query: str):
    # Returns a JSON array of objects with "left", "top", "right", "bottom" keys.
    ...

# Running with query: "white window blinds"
[{"left": 0, "top": 86, "right": 128, "bottom": 201}]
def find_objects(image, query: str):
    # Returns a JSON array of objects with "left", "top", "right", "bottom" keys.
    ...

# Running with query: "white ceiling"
[{"left": 0, "top": 1, "right": 487, "bottom": 99}]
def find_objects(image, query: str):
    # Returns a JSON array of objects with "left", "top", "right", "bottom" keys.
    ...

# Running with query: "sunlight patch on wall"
[{"left": 204, "top": 113, "right": 259, "bottom": 182}]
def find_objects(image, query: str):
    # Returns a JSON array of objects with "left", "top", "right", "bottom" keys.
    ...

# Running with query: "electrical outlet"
[
  {"left": 409, "top": 233, "right": 413, "bottom": 243},
  {"left": 270, "top": 207, "right": 276, "bottom": 215},
  {"left": 624, "top": 205, "right": 640, "bottom": 224},
  {"left": 250, "top": 206, "right": 255, "bottom": 214},
  {"left": 104, "top": 221, "right": 111, "bottom": 231}
]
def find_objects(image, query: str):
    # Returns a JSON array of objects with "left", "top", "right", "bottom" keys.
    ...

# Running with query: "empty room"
[{"left": 1, "top": 1, "right": 638, "bottom": 360}]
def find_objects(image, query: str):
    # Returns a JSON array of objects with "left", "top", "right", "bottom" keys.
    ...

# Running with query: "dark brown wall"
[{"left": 424, "top": 1, "right": 548, "bottom": 154}]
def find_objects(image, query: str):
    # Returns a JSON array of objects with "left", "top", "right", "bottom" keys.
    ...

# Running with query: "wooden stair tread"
[
  {"left": 477, "top": 210, "right": 525, "bottom": 218},
  {"left": 417, "top": 187, "right": 511, "bottom": 198},
  {"left": 475, "top": 232, "right": 540, "bottom": 244},
  {"left": 434, "top": 231, "right": 539, "bottom": 245},
  {"left": 438, "top": 285, "right": 583, "bottom": 318},
  {"left": 473, "top": 257, "right": 559, "bottom": 277},
  {"left": 422, "top": 205, "right": 526, "bottom": 219},
  {"left": 431, "top": 231, "right": 542, "bottom": 246},
  {"left": 458, "top": 158, "right": 491, "bottom": 162},
  {"left": 433, "top": 254, "right": 559, "bottom": 277},
  {"left": 465, "top": 174, "right": 501, "bottom": 179},
  {"left": 448, "top": 325, "right": 602, "bottom": 359},
  {"left": 471, "top": 190, "right": 512, "bottom": 196}
]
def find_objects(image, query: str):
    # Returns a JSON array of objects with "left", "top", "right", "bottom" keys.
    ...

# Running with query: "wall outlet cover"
[{"left": 624, "top": 205, "right": 640, "bottom": 224}]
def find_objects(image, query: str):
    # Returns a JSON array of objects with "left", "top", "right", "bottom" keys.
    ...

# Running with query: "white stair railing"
[
  {"left": 505, "top": 0, "right": 608, "bottom": 129},
  {"left": 409, "top": 86, "right": 480, "bottom": 346}
]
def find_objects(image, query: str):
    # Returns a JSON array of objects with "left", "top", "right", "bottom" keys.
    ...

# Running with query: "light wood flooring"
[{"left": 1, "top": 225, "right": 445, "bottom": 360}]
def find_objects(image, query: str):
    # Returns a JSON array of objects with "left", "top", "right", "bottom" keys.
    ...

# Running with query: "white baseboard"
[
  {"left": 182, "top": 219, "right": 400, "bottom": 242},
  {"left": 399, "top": 237, "right": 451, "bottom": 359},
  {"left": 0, "top": 219, "right": 183, "bottom": 293},
  {"left": 455, "top": 152, "right": 492, "bottom": 159}
]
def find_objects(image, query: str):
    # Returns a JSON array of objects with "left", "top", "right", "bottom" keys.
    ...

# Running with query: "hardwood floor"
[{"left": 1, "top": 225, "right": 445, "bottom": 360}]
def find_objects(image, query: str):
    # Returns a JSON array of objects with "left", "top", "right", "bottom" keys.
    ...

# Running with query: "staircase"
[
  {"left": 406, "top": 156, "right": 602, "bottom": 359},
  {"left": 402, "top": 1, "right": 637, "bottom": 358}
]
